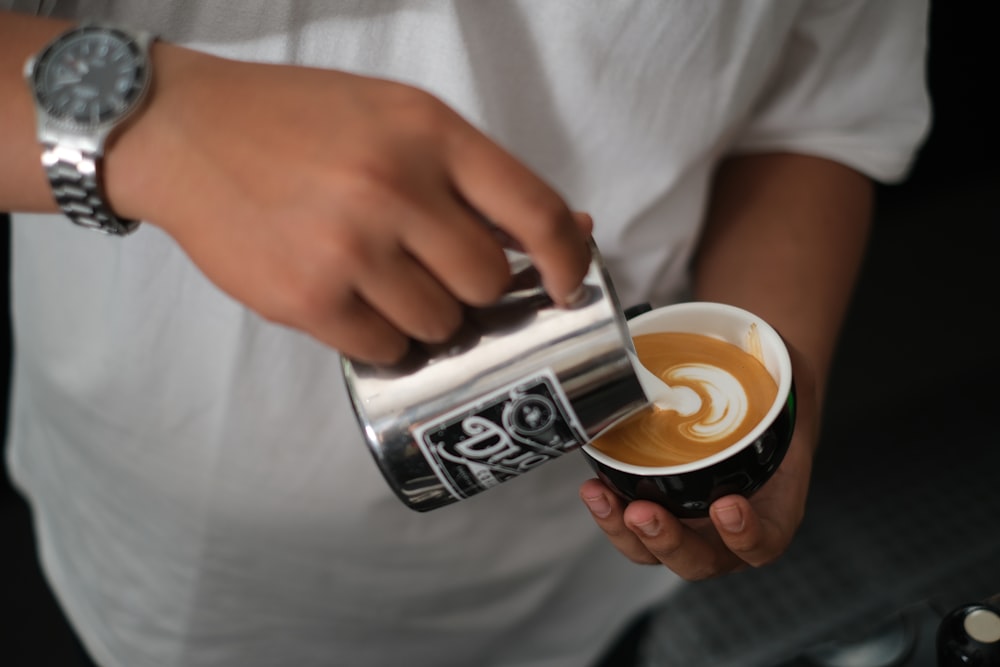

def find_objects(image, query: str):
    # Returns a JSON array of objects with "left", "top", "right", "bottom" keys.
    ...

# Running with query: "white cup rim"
[{"left": 582, "top": 301, "right": 793, "bottom": 475}]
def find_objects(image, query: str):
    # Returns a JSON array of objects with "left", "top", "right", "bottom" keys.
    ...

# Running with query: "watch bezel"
[{"left": 25, "top": 23, "right": 154, "bottom": 145}]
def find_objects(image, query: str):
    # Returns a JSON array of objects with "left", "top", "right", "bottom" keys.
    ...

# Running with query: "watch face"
[{"left": 32, "top": 25, "right": 150, "bottom": 127}]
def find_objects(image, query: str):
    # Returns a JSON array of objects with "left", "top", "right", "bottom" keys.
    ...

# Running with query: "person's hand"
[
  {"left": 579, "top": 348, "right": 821, "bottom": 579},
  {"left": 105, "top": 44, "right": 593, "bottom": 364},
  {"left": 579, "top": 432, "right": 814, "bottom": 579}
]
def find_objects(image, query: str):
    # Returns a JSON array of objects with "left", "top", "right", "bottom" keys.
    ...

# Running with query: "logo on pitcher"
[{"left": 415, "top": 370, "right": 586, "bottom": 499}]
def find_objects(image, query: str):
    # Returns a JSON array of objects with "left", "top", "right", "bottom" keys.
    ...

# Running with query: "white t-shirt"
[{"left": 5, "top": 2, "right": 930, "bottom": 666}]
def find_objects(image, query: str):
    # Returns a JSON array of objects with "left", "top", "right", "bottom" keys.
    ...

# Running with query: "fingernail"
[
  {"left": 562, "top": 284, "right": 589, "bottom": 307},
  {"left": 583, "top": 493, "right": 612, "bottom": 519},
  {"left": 715, "top": 504, "right": 745, "bottom": 533},
  {"left": 635, "top": 517, "right": 660, "bottom": 538}
]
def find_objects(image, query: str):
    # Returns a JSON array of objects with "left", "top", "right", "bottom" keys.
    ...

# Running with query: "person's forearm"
[
  {"left": 692, "top": 152, "right": 873, "bottom": 410},
  {"left": 0, "top": 11, "right": 73, "bottom": 213},
  {"left": 0, "top": 10, "right": 592, "bottom": 363}
]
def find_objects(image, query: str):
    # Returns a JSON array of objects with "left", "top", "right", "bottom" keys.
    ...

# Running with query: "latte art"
[
  {"left": 591, "top": 332, "right": 777, "bottom": 467},
  {"left": 665, "top": 363, "right": 748, "bottom": 444}
]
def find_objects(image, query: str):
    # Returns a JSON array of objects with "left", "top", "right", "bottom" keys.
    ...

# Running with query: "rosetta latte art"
[
  {"left": 666, "top": 364, "right": 748, "bottom": 444},
  {"left": 591, "top": 332, "right": 777, "bottom": 467}
]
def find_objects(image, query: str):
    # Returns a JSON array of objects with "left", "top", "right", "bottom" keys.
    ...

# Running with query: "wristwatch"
[{"left": 24, "top": 23, "right": 155, "bottom": 236}]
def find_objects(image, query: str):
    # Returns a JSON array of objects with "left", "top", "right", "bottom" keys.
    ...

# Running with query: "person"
[{"left": 0, "top": 2, "right": 930, "bottom": 666}]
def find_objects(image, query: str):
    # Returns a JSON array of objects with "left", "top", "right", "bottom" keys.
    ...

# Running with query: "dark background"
[{"left": 2, "top": 3, "right": 997, "bottom": 665}]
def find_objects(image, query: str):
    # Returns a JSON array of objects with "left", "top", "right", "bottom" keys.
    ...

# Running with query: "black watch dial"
[{"left": 31, "top": 25, "right": 150, "bottom": 127}]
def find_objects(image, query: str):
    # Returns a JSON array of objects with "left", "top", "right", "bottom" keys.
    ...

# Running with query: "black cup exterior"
[{"left": 583, "top": 384, "right": 796, "bottom": 518}]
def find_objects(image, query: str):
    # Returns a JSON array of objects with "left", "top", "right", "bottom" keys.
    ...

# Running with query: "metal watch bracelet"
[{"left": 42, "top": 143, "right": 140, "bottom": 236}]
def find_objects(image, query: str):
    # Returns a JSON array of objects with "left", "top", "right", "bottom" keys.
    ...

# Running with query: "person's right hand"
[{"left": 105, "top": 44, "right": 593, "bottom": 364}]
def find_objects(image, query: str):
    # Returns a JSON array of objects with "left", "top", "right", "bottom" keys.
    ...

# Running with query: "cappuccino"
[{"left": 590, "top": 331, "right": 777, "bottom": 467}]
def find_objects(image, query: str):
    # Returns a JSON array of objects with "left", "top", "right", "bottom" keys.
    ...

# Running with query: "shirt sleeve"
[{"left": 732, "top": 0, "right": 932, "bottom": 184}]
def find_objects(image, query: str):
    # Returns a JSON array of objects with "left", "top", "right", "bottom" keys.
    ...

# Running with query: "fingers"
[
  {"left": 619, "top": 501, "right": 746, "bottom": 579},
  {"left": 573, "top": 211, "right": 595, "bottom": 237},
  {"left": 351, "top": 245, "right": 464, "bottom": 344},
  {"left": 705, "top": 433, "right": 814, "bottom": 567},
  {"left": 708, "top": 495, "right": 787, "bottom": 568},
  {"left": 580, "top": 479, "right": 737, "bottom": 577},
  {"left": 445, "top": 126, "right": 592, "bottom": 305},
  {"left": 300, "top": 290, "right": 412, "bottom": 365},
  {"left": 399, "top": 198, "right": 514, "bottom": 307},
  {"left": 580, "top": 480, "right": 796, "bottom": 580},
  {"left": 580, "top": 479, "right": 660, "bottom": 565}
]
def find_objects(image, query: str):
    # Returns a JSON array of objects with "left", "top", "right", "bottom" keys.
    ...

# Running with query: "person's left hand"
[
  {"left": 579, "top": 350, "right": 820, "bottom": 579},
  {"left": 579, "top": 431, "right": 813, "bottom": 579}
]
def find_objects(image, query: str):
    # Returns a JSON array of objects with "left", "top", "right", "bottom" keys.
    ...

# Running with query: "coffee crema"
[{"left": 590, "top": 331, "right": 777, "bottom": 467}]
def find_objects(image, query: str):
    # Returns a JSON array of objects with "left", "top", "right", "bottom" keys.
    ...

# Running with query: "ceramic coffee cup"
[{"left": 581, "top": 301, "right": 796, "bottom": 518}]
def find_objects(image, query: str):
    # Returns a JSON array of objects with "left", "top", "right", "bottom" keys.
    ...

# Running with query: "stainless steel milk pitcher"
[{"left": 342, "top": 241, "right": 647, "bottom": 512}]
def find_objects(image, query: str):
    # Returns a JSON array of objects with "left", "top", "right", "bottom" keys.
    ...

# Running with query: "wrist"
[
  {"left": 104, "top": 41, "right": 193, "bottom": 227},
  {"left": 0, "top": 13, "right": 72, "bottom": 213},
  {"left": 103, "top": 40, "right": 221, "bottom": 230}
]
